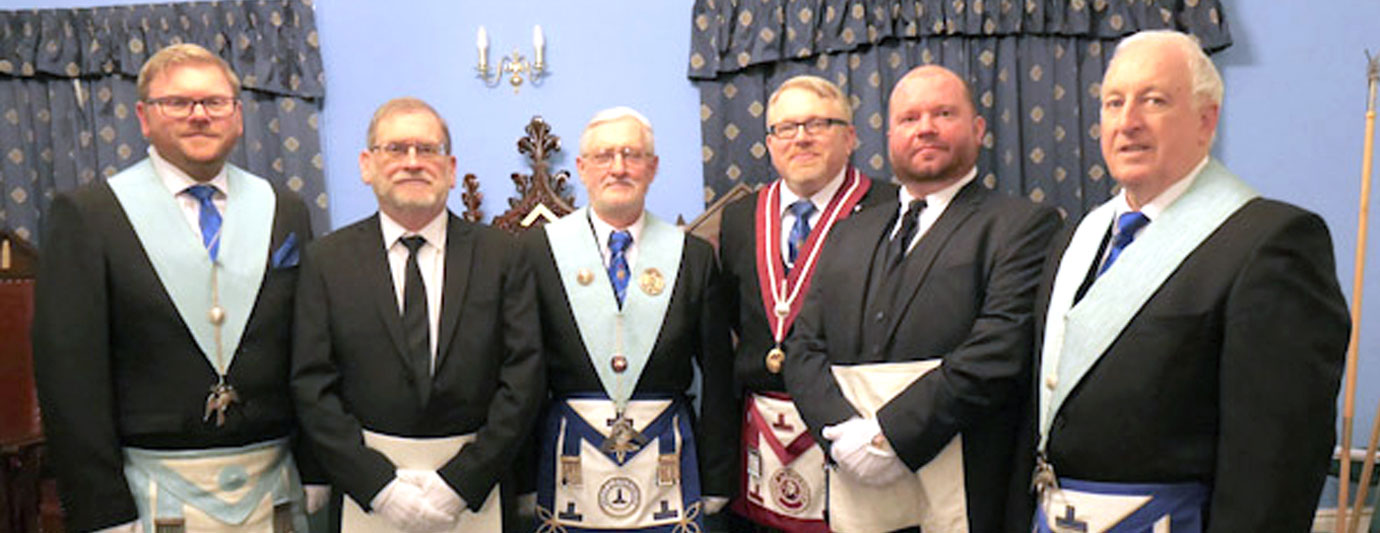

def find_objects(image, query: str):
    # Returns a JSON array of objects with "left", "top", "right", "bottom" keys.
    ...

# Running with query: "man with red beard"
[
  {"left": 718, "top": 75, "right": 894, "bottom": 531},
  {"left": 33, "top": 43, "right": 321, "bottom": 532},
  {"left": 782, "top": 65, "right": 1059, "bottom": 532},
  {"left": 292, "top": 97, "right": 543, "bottom": 533}
]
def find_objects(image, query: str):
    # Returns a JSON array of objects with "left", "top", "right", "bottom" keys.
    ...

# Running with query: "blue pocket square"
[{"left": 271, "top": 232, "right": 300, "bottom": 268}]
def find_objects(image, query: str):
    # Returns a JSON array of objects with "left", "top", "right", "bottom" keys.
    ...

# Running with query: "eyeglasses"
[
  {"left": 768, "top": 117, "right": 848, "bottom": 139},
  {"left": 584, "top": 147, "right": 654, "bottom": 168},
  {"left": 369, "top": 142, "right": 448, "bottom": 160},
  {"left": 145, "top": 97, "right": 238, "bottom": 118}
]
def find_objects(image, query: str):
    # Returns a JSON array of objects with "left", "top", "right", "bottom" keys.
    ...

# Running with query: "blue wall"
[{"left": 9, "top": 0, "right": 1380, "bottom": 507}]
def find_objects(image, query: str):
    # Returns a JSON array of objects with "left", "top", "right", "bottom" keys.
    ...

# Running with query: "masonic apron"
[
  {"left": 1035, "top": 160, "right": 1256, "bottom": 532},
  {"left": 828, "top": 361, "right": 967, "bottom": 533},
  {"left": 537, "top": 209, "right": 701, "bottom": 532},
  {"left": 734, "top": 173, "right": 869, "bottom": 532},
  {"left": 341, "top": 431, "right": 502, "bottom": 533}
]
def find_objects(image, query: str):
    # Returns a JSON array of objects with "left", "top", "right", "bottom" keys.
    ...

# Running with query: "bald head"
[{"left": 886, "top": 65, "right": 986, "bottom": 196}]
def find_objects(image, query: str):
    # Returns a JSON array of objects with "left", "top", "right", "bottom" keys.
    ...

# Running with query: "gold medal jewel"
[
  {"left": 765, "top": 346, "right": 786, "bottom": 374},
  {"left": 577, "top": 268, "right": 594, "bottom": 286},
  {"left": 639, "top": 267, "right": 665, "bottom": 296}
]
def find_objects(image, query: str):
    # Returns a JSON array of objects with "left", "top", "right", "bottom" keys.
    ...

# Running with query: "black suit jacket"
[
  {"left": 32, "top": 177, "right": 312, "bottom": 532},
  {"left": 292, "top": 212, "right": 544, "bottom": 511},
  {"left": 1025, "top": 198, "right": 1348, "bottom": 532},
  {"left": 719, "top": 176, "right": 897, "bottom": 393},
  {"left": 520, "top": 224, "right": 738, "bottom": 498},
  {"left": 783, "top": 180, "right": 1059, "bottom": 532}
]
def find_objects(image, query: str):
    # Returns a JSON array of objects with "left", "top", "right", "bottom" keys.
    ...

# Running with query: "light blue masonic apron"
[
  {"left": 534, "top": 209, "right": 705, "bottom": 533},
  {"left": 108, "top": 160, "right": 306, "bottom": 532},
  {"left": 1033, "top": 160, "right": 1256, "bottom": 533}
]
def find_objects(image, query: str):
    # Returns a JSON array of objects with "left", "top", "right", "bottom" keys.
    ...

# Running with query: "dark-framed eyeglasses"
[
  {"left": 584, "top": 146, "right": 654, "bottom": 168},
  {"left": 369, "top": 142, "right": 448, "bottom": 160},
  {"left": 145, "top": 96, "right": 239, "bottom": 118},
  {"left": 768, "top": 117, "right": 849, "bottom": 139}
]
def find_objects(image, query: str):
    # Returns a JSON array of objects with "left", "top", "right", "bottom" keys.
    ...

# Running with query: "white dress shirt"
[{"left": 379, "top": 210, "right": 448, "bottom": 371}]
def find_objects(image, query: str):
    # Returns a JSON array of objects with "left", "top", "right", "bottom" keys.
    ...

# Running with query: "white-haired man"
[
  {"left": 1029, "top": 30, "right": 1349, "bottom": 532},
  {"left": 521, "top": 107, "right": 736, "bottom": 532}
]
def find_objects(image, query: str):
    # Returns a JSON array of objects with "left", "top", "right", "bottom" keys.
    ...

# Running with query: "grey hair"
[
  {"left": 1113, "top": 30, "right": 1224, "bottom": 108},
  {"left": 580, "top": 106, "right": 655, "bottom": 155}
]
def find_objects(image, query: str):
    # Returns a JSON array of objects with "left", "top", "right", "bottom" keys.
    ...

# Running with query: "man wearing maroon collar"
[{"left": 718, "top": 75, "right": 895, "bottom": 531}]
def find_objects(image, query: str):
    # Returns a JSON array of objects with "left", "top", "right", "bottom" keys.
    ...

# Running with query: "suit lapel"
[
  {"left": 359, "top": 216, "right": 409, "bottom": 364},
  {"left": 844, "top": 205, "right": 897, "bottom": 354},
  {"left": 435, "top": 214, "right": 473, "bottom": 372},
  {"left": 883, "top": 182, "right": 983, "bottom": 344}
]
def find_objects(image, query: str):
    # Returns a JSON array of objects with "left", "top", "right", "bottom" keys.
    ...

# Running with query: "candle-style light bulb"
[
  {"left": 533, "top": 25, "right": 545, "bottom": 66},
  {"left": 477, "top": 26, "right": 489, "bottom": 68}
]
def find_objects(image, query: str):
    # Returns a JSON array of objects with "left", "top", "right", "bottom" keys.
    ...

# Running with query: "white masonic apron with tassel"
[
  {"left": 1035, "top": 160, "right": 1256, "bottom": 533},
  {"left": 828, "top": 361, "right": 967, "bottom": 533},
  {"left": 109, "top": 160, "right": 307, "bottom": 532},
  {"left": 536, "top": 209, "right": 705, "bottom": 532},
  {"left": 736, "top": 173, "right": 870, "bottom": 531},
  {"left": 341, "top": 431, "right": 501, "bottom": 533}
]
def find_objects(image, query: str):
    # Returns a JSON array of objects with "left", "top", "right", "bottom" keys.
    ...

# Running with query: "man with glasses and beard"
[
  {"left": 33, "top": 43, "right": 320, "bottom": 532},
  {"left": 292, "top": 97, "right": 543, "bottom": 533}
]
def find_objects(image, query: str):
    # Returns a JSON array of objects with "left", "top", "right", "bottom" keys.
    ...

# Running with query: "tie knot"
[
  {"left": 400, "top": 235, "right": 427, "bottom": 254},
  {"left": 186, "top": 184, "right": 218, "bottom": 203},
  {"left": 1115, "top": 212, "right": 1149, "bottom": 242},
  {"left": 789, "top": 199, "right": 816, "bottom": 219},
  {"left": 609, "top": 230, "right": 633, "bottom": 254},
  {"left": 903, "top": 199, "right": 927, "bottom": 219}
]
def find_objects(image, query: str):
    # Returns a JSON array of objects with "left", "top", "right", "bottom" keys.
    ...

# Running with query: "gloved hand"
[
  {"left": 370, "top": 477, "right": 457, "bottom": 532},
  {"left": 397, "top": 469, "right": 466, "bottom": 517},
  {"left": 702, "top": 496, "right": 730, "bottom": 514},
  {"left": 95, "top": 521, "right": 142, "bottom": 533},
  {"left": 304, "top": 484, "right": 331, "bottom": 514},
  {"left": 822, "top": 417, "right": 912, "bottom": 486}
]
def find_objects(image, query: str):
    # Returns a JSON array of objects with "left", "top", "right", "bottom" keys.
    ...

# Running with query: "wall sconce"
[{"left": 477, "top": 25, "right": 547, "bottom": 94}]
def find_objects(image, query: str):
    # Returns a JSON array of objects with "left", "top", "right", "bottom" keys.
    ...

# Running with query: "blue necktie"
[
  {"left": 1098, "top": 211, "right": 1150, "bottom": 276},
  {"left": 185, "top": 184, "right": 222, "bottom": 260},
  {"left": 786, "top": 200, "right": 817, "bottom": 267},
  {"left": 609, "top": 230, "right": 633, "bottom": 307}
]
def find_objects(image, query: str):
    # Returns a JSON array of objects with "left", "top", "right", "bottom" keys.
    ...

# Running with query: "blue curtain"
[
  {"left": 689, "top": 0, "right": 1232, "bottom": 219},
  {"left": 0, "top": 0, "right": 327, "bottom": 246}
]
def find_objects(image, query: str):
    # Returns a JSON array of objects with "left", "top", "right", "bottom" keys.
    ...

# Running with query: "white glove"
[
  {"left": 304, "top": 484, "right": 331, "bottom": 514},
  {"left": 95, "top": 521, "right": 142, "bottom": 533},
  {"left": 822, "top": 417, "right": 912, "bottom": 486},
  {"left": 702, "top": 496, "right": 730, "bottom": 515},
  {"left": 370, "top": 477, "right": 457, "bottom": 532},
  {"left": 397, "top": 469, "right": 466, "bottom": 517}
]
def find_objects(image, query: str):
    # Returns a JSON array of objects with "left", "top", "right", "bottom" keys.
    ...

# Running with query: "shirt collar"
[
  {"left": 777, "top": 167, "right": 848, "bottom": 217},
  {"left": 379, "top": 209, "right": 449, "bottom": 252},
  {"left": 1112, "top": 155, "right": 1210, "bottom": 221},
  {"left": 589, "top": 209, "right": 647, "bottom": 252},
  {"left": 896, "top": 165, "right": 978, "bottom": 210},
  {"left": 149, "top": 146, "right": 229, "bottom": 198}
]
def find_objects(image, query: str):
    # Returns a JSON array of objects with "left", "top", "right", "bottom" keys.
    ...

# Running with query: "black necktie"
[
  {"left": 400, "top": 236, "right": 431, "bottom": 404},
  {"left": 886, "top": 199, "right": 927, "bottom": 270}
]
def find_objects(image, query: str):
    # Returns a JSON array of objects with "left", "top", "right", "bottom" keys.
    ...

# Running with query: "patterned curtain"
[
  {"left": 0, "top": 0, "right": 327, "bottom": 246},
  {"left": 690, "top": 0, "right": 1231, "bottom": 219}
]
